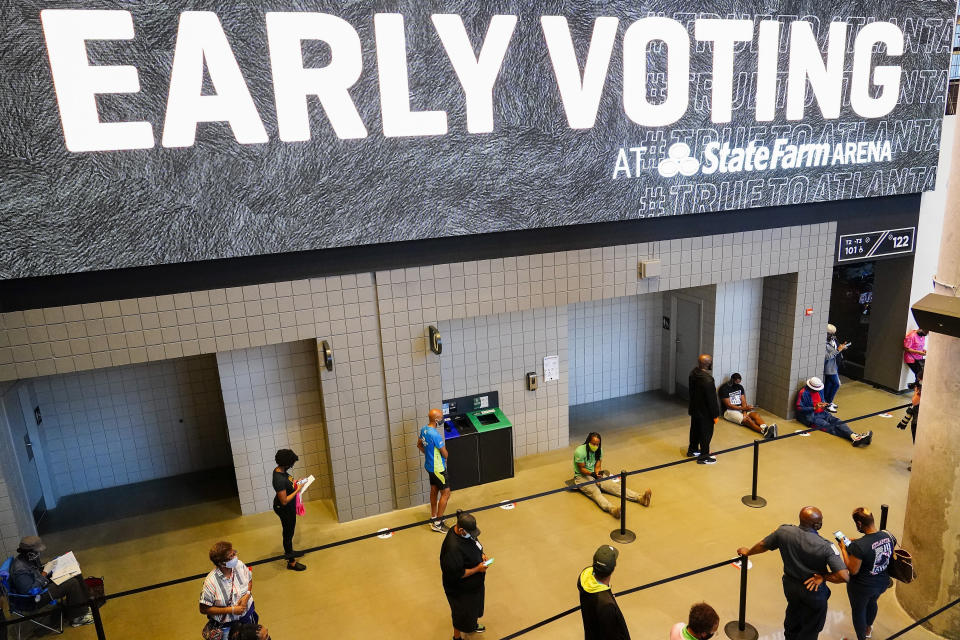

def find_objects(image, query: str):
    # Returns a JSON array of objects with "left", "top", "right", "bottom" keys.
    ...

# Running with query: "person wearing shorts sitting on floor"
[
  {"left": 573, "top": 432, "right": 651, "bottom": 519},
  {"left": 795, "top": 378, "right": 872, "bottom": 447},
  {"left": 419, "top": 408, "right": 451, "bottom": 533},
  {"left": 718, "top": 373, "right": 778, "bottom": 439}
]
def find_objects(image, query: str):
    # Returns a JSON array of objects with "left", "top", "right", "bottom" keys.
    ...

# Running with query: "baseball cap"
[
  {"left": 457, "top": 512, "right": 480, "bottom": 538},
  {"left": 593, "top": 545, "right": 619, "bottom": 573},
  {"left": 17, "top": 536, "right": 46, "bottom": 553},
  {"left": 807, "top": 377, "right": 824, "bottom": 391}
]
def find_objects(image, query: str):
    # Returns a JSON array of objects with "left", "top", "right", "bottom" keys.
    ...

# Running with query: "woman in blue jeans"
[
  {"left": 824, "top": 324, "right": 849, "bottom": 412},
  {"left": 838, "top": 507, "right": 896, "bottom": 640}
]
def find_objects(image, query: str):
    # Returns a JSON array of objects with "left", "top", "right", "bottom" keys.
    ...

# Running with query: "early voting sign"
[{"left": 0, "top": 0, "right": 954, "bottom": 278}]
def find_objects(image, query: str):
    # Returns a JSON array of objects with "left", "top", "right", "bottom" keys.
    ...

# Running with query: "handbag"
[
  {"left": 84, "top": 576, "right": 106, "bottom": 608},
  {"left": 888, "top": 548, "right": 916, "bottom": 583}
]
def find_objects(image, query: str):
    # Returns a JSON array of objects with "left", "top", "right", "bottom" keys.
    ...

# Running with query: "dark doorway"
[{"left": 829, "top": 263, "right": 875, "bottom": 380}]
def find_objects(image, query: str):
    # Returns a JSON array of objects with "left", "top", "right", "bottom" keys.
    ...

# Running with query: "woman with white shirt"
[{"left": 199, "top": 541, "right": 259, "bottom": 640}]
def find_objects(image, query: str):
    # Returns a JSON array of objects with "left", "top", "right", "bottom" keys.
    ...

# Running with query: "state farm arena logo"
[{"left": 655, "top": 138, "right": 893, "bottom": 178}]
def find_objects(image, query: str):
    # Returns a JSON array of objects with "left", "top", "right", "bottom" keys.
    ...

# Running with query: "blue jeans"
[
  {"left": 823, "top": 374, "right": 841, "bottom": 404},
  {"left": 847, "top": 581, "right": 886, "bottom": 640},
  {"left": 800, "top": 412, "right": 854, "bottom": 440}
]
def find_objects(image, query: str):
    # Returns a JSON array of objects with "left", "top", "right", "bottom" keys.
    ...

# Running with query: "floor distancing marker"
[
  {"left": 377, "top": 528, "right": 393, "bottom": 539},
  {"left": 879, "top": 413, "right": 893, "bottom": 418},
  {"left": 794, "top": 430, "right": 811, "bottom": 437},
  {"left": 499, "top": 500, "right": 515, "bottom": 510},
  {"left": 730, "top": 559, "right": 754, "bottom": 570}
]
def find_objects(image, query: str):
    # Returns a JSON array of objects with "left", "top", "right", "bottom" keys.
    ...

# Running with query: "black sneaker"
[
  {"left": 474, "top": 623, "right": 486, "bottom": 633},
  {"left": 686, "top": 450, "right": 701, "bottom": 457},
  {"left": 286, "top": 561, "right": 307, "bottom": 571},
  {"left": 766, "top": 424, "right": 778, "bottom": 438},
  {"left": 697, "top": 456, "right": 717, "bottom": 465},
  {"left": 851, "top": 431, "right": 873, "bottom": 447}
]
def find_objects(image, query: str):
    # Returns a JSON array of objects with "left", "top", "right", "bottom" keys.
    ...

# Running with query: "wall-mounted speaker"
[{"left": 912, "top": 293, "right": 960, "bottom": 339}]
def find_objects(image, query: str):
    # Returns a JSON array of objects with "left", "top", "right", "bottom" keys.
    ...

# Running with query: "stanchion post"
[
  {"left": 1, "top": 605, "right": 8, "bottom": 640},
  {"left": 724, "top": 554, "right": 759, "bottom": 640},
  {"left": 741, "top": 440, "right": 767, "bottom": 508},
  {"left": 880, "top": 503, "right": 889, "bottom": 531},
  {"left": 91, "top": 598, "right": 106, "bottom": 640},
  {"left": 609, "top": 470, "right": 636, "bottom": 544}
]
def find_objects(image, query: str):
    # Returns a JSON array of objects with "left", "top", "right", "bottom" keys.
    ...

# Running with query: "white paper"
[
  {"left": 298, "top": 475, "right": 316, "bottom": 496},
  {"left": 43, "top": 551, "right": 81, "bottom": 585},
  {"left": 478, "top": 396, "right": 489, "bottom": 408},
  {"left": 543, "top": 355, "right": 560, "bottom": 382}
]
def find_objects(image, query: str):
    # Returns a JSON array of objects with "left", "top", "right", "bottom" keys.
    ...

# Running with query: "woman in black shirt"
[
  {"left": 273, "top": 449, "right": 306, "bottom": 571},
  {"left": 838, "top": 507, "right": 896, "bottom": 640}
]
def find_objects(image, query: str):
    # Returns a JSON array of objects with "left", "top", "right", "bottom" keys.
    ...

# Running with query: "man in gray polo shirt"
[{"left": 737, "top": 506, "right": 849, "bottom": 640}]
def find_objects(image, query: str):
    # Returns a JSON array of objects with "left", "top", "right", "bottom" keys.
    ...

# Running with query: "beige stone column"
[{"left": 897, "top": 118, "right": 960, "bottom": 636}]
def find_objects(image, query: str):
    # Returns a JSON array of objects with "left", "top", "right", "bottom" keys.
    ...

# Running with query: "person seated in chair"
[
  {"left": 573, "top": 432, "right": 652, "bottom": 519},
  {"left": 9, "top": 536, "right": 94, "bottom": 627},
  {"left": 718, "top": 373, "right": 778, "bottom": 439},
  {"left": 795, "top": 378, "right": 872, "bottom": 447}
]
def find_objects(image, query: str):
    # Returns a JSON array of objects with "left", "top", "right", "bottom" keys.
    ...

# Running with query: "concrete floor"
[{"left": 15, "top": 380, "right": 944, "bottom": 640}]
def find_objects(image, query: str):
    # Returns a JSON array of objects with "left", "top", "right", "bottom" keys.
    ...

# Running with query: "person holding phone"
[
  {"left": 272, "top": 449, "right": 306, "bottom": 571},
  {"left": 824, "top": 324, "right": 849, "bottom": 413},
  {"left": 837, "top": 508, "right": 896, "bottom": 640},
  {"left": 796, "top": 378, "right": 872, "bottom": 447},
  {"left": 439, "top": 511, "right": 489, "bottom": 639}
]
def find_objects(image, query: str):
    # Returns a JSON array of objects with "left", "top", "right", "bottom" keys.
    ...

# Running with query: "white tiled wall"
[
  {"left": 568, "top": 294, "right": 663, "bottom": 405},
  {"left": 217, "top": 340, "right": 332, "bottom": 515},
  {"left": 712, "top": 279, "right": 764, "bottom": 401},
  {"left": 439, "top": 308, "right": 569, "bottom": 459},
  {"left": 29, "top": 356, "right": 230, "bottom": 499}
]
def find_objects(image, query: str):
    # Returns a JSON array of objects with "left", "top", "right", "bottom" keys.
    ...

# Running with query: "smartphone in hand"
[
  {"left": 834, "top": 530, "right": 852, "bottom": 546},
  {"left": 483, "top": 558, "right": 495, "bottom": 567}
]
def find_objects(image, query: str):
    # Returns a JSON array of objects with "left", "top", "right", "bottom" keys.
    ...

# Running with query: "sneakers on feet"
[
  {"left": 430, "top": 520, "right": 447, "bottom": 533},
  {"left": 686, "top": 450, "right": 701, "bottom": 457},
  {"left": 639, "top": 489, "right": 652, "bottom": 507},
  {"left": 474, "top": 623, "right": 486, "bottom": 633},
  {"left": 697, "top": 456, "right": 718, "bottom": 465},
  {"left": 763, "top": 424, "right": 778, "bottom": 439},
  {"left": 609, "top": 506, "right": 621, "bottom": 519},
  {"left": 851, "top": 431, "right": 873, "bottom": 447},
  {"left": 286, "top": 561, "right": 307, "bottom": 571},
  {"left": 71, "top": 612, "right": 94, "bottom": 627},
  {"left": 826, "top": 403, "right": 838, "bottom": 413}
]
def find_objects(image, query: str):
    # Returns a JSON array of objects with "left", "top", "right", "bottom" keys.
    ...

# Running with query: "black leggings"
[
  {"left": 273, "top": 503, "right": 297, "bottom": 561},
  {"left": 46, "top": 575, "right": 90, "bottom": 619}
]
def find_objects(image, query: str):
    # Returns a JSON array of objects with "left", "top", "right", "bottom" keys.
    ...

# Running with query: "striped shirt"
[{"left": 199, "top": 561, "right": 253, "bottom": 624}]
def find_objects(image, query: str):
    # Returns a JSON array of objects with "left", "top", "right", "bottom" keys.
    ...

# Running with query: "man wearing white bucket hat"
[{"left": 795, "top": 378, "right": 872, "bottom": 446}]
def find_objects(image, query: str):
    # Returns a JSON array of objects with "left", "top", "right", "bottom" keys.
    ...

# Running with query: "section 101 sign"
[{"left": 0, "top": 0, "right": 953, "bottom": 279}]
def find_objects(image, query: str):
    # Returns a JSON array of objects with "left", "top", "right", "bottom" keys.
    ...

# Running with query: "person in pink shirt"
[
  {"left": 903, "top": 329, "right": 928, "bottom": 383},
  {"left": 670, "top": 602, "right": 719, "bottom": 640}
]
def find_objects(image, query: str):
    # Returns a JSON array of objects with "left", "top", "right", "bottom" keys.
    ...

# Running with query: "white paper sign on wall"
[{"left": 543, "top": 355, "right": 559, "bottom": 382}]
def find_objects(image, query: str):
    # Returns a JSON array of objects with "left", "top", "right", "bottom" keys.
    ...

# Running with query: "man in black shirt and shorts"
[
  {"left": 838, "top": 508, "right": 896, "bottom": 640},
  {"left": 738, "top": 506, "right": 849, "bottom": 640},
  {"left": 718, "top": 373, "right": 777, "bottom": 439}
]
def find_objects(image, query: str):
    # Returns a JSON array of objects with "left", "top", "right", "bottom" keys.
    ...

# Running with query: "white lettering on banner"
[
  {"left": 39, "top": 10, "right": 154, "bottom": 152},
  {"left": 161, "top": 12, "right": 268, "bottom": 147},
  {"left": 38, "top": 10, "right": 915, "bottom": 151},
  {"left": 266, "top": 12, "right": 369, "bottom": 141}
]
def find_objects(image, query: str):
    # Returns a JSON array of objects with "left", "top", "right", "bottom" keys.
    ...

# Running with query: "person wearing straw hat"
[
  {"left": 578, "top": 545, "right": 630, "bottom": 640},
  {"left": 440, "top": 511, "right": 489, "bottom": 639},
  {"left": 795, "top": 378, "right": 872, "bottom": 447}
]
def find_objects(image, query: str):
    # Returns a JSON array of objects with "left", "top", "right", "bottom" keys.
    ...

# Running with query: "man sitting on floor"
[
  {"left": 573, "top": 432, "right": 652, "bottom": 519},
  {"left": 718, "top": 373, "right": 778, "bottom": 439},
  {"left": 795, "top": 378, "right": 872, "bottom": 447}
]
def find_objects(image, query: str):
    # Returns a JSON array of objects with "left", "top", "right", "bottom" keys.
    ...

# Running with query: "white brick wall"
[
  {"left": 569, "top": 294, "right": 663, "bottom": 405},
  {"left": 31, "top": 356, "right": 230, "bottom": 499},
  {"left": 217, "top": 341, "right": 332, "bottom": 515},
  {"left": 713, "top": 279, "right": 764, "bottom": 401}
]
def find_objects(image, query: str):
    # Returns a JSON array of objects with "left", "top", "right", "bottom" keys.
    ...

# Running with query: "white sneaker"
[
  {"left": 826, "top": 403, "right": 838, "bottom": 413},
  {"left": 71, "top": 612, "right": 94, "bottom": 627}
]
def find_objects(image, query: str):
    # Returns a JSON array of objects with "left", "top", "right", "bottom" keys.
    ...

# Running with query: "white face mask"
[{"left": 225, "top": 557, "right": 239, "bottom": 569}]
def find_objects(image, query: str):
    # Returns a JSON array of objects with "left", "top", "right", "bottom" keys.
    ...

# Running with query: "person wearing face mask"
[
  {"left": 439, "top": 511, "right": 489, "bottom": 639},
  {"left": 272, "top": 448, "right": 306, "bottom": 571},
  {"left": 823, "top": 324, "right": 849, "bottom": 413},
  {"left": 419, "top": 408, "right": 451, "bottom": 533},
  {"left": 737, "top": 506, "right": 850, "bottom": 640},
  {"left": 670, "top": 602, "right": 720, "bottom": 640},
  {"left": 200, "top": 541, "right": 258, "bottom": 640},
  {"left": 573, "top": 432, "right": 652, "bottom": 519},
  {"left": 9, "top": 536, "right": 93, "bottom": 627},
  {"left": 837, "top": 508, "right": 896, "bottom": 640},
  {"left": 578, "top": 545, "right": 630, "bottom": 640},
  {"left": 688, "top": 354, "right": 721, "bottom": 464}
]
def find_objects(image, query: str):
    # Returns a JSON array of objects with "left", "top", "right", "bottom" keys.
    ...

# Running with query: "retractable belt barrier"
[{"left": 0, "top": 401, "right": 915, "bottom": 640}]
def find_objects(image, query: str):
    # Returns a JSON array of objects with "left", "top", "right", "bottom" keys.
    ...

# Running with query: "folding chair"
[{"left": 0, "top": 557, "right": 63, "bottom": 638}]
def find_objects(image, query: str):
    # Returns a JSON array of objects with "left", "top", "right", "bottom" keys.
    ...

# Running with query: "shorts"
[
  {"left": 428, "top": 470, "right": 449, "bottom": 490},
  {"left": 724, "top": 409, "right": 745, "bottom": 424}
]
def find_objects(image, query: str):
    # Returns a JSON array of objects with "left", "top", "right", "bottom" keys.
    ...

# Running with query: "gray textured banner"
[{"left": 0, "top": 0, "right": 953, "bottom": 278}]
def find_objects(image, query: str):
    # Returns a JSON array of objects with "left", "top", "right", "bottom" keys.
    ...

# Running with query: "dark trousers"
[
  {"left": 689, "top": 416, "right": 714, "bottom": 456},
  {"left": 46, "top": 575, "right": 90, "bottom": 620},
  {"left": 802, "top": 412, "right": 854, "bottom": 440},
  {"left": 907, "top": 359, "right": 924, "bottom": 382},
  {"left": 273, "top": 503, "right": 297, "bottom": 561},
  {"left": 847, "top": 581, "right": 886, "bottom": 640},
  {"left": 782, "top": 575, "right": 830, "bottom": 640}
]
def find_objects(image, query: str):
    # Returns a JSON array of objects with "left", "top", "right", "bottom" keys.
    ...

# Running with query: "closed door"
[
  {"left": 673, "top": 298, "right": 702, "bottom": 400},
  {"left": 6, "top": 388, "right": 45, "bottom": 519}
]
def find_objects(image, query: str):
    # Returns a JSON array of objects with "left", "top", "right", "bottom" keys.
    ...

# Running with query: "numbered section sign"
[{"left": 837, "top": 228, "right": 915, "bottom": 263}]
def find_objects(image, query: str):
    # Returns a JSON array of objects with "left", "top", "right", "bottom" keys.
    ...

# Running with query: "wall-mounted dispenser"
[
  {"left": 429, "top": 325, "right": 443, "bottom": 355},
  {"left": 321, "top": 340, "right": 334, "bottom": 371},
  {"left": 526, "top": 371, "right": 538, "bottom": 391}
]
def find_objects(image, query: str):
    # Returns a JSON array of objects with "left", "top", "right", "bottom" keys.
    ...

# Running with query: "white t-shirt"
[{"left": 199, "top": 561, "right": 253, "bottom": 624}]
